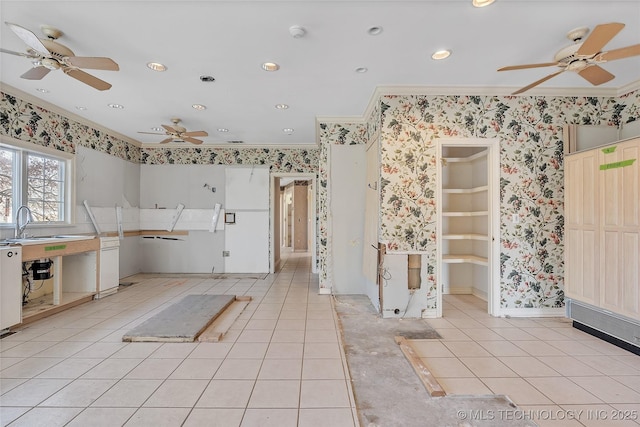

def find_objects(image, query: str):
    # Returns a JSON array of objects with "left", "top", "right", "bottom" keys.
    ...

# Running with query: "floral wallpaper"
[
  {"left": 374, "top": 91, "right": 640, "bottom": 309},
  {"left": 140, "top": 146, "right": 317, "bottom": 173},
  {"left": 1, "top": 91, "right": 140, "bottom": 163}
]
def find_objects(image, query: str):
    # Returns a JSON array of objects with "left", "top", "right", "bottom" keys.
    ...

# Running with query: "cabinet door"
[
  {"left": 599, "top": 139, "right": 640, "bottom": 319},
  {"left": 564, "top": 150, "right": 599, "bottom": 304},
  {"left": 0, "top": 248, "right": 23, "bottom": 329},
  {"left": 99, "top": 248, "right": 120, "bottom": 293}
]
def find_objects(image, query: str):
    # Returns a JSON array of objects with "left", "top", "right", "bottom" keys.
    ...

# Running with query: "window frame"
[{"left": 0, "top": 136, "right": 76, "bottom": 228}]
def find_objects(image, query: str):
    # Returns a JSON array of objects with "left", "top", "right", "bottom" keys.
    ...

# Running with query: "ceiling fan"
[
  {"left": 498, "top": 22, "right": 640, "bottom": 95},
  {"left": 138, "top": 118, "right": 209, "bottom": 144},
  {"left": 1, "top": 22, "right": 119, "bottom": 91}
]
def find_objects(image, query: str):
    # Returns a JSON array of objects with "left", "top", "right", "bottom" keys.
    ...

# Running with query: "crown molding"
[
  {"left": 140, "top": 142, "right": 319, "bottom": 150},
  {"left": 617, "top": 79, "right": 640, "bottom": 97},
  {"left": 373, "top": 84, "right": 628, "bottom": 98},
  {"left": 0, "top": 83, "right": 142, "bottom": 148}
]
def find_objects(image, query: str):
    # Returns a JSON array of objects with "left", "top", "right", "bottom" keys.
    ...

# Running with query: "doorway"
[
  {"left": 270, "top": 173, "right": 317, "bottom": 275},
  {"left": 436, "top": 138, "right": 500, "bottom": 317}
]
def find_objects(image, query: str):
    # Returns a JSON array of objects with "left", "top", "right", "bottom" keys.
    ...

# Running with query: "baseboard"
[{"left": 496, "top": 307, "right": 566, "bottom": 318}]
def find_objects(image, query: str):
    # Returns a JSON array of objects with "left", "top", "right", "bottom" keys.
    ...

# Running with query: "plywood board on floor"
[{"left": 122, "top": 294, "right": 236, "bottom": 342}]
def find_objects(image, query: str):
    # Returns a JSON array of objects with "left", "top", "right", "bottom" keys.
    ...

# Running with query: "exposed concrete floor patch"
[{"left": 334, "top": 295, "right": 537, "bottom": 427}]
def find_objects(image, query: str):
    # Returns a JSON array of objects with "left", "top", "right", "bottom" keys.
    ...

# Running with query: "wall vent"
[{"left": 567, "top": 299, "right": 640, "bottom": 353}]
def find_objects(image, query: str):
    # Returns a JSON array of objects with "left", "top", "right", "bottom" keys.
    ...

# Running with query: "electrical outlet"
[
  {"left": 222, "top": 251, "right": 230, "bottom": 257},
  {"left": 511, "top": 214, "right": 520, "bottom": 224}
]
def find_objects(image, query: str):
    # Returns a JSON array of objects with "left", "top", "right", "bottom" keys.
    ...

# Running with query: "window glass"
[
  {"left": 0, "top": 148, "right": 15, "bottom": 223},
  {"left": 0, "top": 144, "right": 68, "bottom": 225},
  {"left": 26, "top": 153, "right": 65, "bottom": 222}
]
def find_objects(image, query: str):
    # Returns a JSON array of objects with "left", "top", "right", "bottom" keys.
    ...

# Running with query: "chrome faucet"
[{"left": 15, "top": 205, "right": 34, "bottom": 239}]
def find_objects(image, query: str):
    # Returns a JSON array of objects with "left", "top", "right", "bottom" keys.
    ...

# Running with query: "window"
[{"left": 0, "top": 142, "right": 73, "bottom": 226}]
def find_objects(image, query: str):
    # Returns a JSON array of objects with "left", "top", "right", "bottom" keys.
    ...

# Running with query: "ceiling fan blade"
[
  {"left": 598, "top": 44, "right": 640, "bottom": 62},
  {"left": 5, "top": 22, "right": 50, "bottom": 57},
  {"left": 159, "top": 137, "right": 173, "bottom": 144},
  {"left": 512, "top": 70, "right": 565, "bottom": 95},
  {"left": 498, "top": 62, "right": 559, "bottom": 72},
  {"left": 0, "top": 47, "right": 39, "bottom": 58},
  {"left": 64, "top": 68, "right": 112, "bottom": 90},
  {"left": 578, "top": 65, "right": 615, "bottom": 86},
  {"left": 576, "top": 22, "right": 625, "bottom": 56},
  {"left": 20, "top": 66, "right": 51, "bottom": 80},
  {"left": 65, "top": 56, "right": 119, "bottom": 71},
  {"left": 183, "top": 137, "right": 204, "bottom": 145},
  {"left": 181, "top": 130, "right": 208, "bottom": 137},
  {"left": 162, "top": 124, "right": 178, "bottom": 134},
  {"left": 137, "top": 131, "right": 165, "bottom": 135}
]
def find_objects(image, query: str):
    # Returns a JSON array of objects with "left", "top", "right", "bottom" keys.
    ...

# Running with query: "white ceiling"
[{"left": 1, "top": 0, "right": 639, "bottom": 147}]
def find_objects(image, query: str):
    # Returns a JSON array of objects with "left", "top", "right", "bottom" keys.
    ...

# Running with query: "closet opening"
[{"left": 436, "top": 139, "right": 500, "bottom": 317}]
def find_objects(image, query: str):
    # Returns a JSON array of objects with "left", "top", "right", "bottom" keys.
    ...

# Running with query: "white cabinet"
[
  {"left": 0, "top": 247, "right": 22, "bottom": 330},
  {"left": 441, "top": 147, "right": 490, "bottom": 298},
  {"left": 98, "top": 236, "right": 120, "bottom": 298}
]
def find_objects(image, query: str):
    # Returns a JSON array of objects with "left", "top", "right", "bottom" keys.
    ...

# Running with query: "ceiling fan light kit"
[
  {"left": 498, "top": 22, "right": 640, "bottom": 94},
  {"left": 2, "top": 22, "right": 119, "bottom": 91}
]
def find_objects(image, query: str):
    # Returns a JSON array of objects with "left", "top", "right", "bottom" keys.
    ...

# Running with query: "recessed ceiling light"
[
  {"left": 355, "top": 67, "right": 368, "bottom": 73},
  {"left": 283, "top": 128, "right": 294, "bottom": 134},
  {"left": 35, "top": 88, "right": 49, "bottom": 93},
  {"left": 472, "top": 0, "right": 496, "bottom": 7},
  {"left": 108, "top": 103, "right": 124, "bottom": 109},
  {"left": 192, "top": 104, "right": 207, "bottom": 110},
  {"left": 431, "top": 50, "right": 451, "bottom": 60},
  {"left": 146, "top": 62, "right": 167, "bottom": 72},
  {"left": 275, "top": 104, "right": 289, "bottom": 110},
  {"left": 217, "top": 128, "right": 229, "bottom": 132},
  {"left": 75, "top": 106, "right": 87, "bottom": 111},
  {"left": 262, "top": 62, "right": 280, "bottom": 71},
  {"left": 152, "top": 127, "right": 164, "bottom": 132},
  {"left": 368, "top": 26, "right": 383, "bottom": 35}
]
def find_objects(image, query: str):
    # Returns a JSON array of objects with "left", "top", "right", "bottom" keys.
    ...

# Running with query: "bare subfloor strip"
[{"left": 333, "top": 295, "right": 536, "bottom": 427}]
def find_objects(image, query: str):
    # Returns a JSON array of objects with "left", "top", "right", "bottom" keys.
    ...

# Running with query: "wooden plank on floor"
[
  {"left": 395, "top": 336, "right": 446, "bottom": 397},
  {"left": 198, "top": 297, "right": 252, "bottom": 342},
  {"left": 123, "top": 294, "right": 236, "bottom": 342}
]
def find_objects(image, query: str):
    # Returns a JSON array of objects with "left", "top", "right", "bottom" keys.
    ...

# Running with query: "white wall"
[
  {"left": 76, "top": 147, "right": 141, "bottom": 278},
  {"left": 330, "top": 144, "right": 367, "bottom": 294},
  {"left": 139, "top": 164, "right": 226, "bottom": 273}
]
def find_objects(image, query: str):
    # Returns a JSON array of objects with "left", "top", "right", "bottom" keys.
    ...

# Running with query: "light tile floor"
[
  {"left": 0, "top": 251, "right": 358, "bottom": 427},
  {"left": 412, "top": 294, "right": 640, "bottom": 427}
]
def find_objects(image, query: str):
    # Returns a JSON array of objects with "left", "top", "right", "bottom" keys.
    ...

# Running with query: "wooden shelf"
[
  {"left": 442, "top": 233, "right": 489, "bottom": 241},
  {"left": 442, "top": 255, "right": 488, "bottom": 266},
  {"left": 442, "top": 185, "right": 488, "bottom": 194},
  {"left": 442, "top": 211, "right": 488, "bottom": 217}
]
